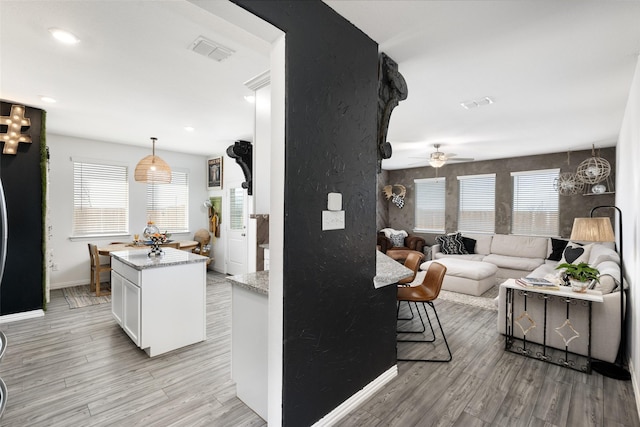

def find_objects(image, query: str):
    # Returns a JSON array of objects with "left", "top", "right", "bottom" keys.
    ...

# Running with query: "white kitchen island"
[{"left": 110, "top": 248, "right": 208, "bottom": 357}]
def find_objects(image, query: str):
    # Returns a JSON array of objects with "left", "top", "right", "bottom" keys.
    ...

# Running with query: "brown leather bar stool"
[{"left": 396, "top": 261, "right": 452, "bottom": 362}]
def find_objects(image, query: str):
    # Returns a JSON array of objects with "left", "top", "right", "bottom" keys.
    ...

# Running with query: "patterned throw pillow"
[
  {"left": 548, "top": 238, "right": 569, "bottom": 261},
  {"left": 389, "top": 233, "right": 405, "bottom": 247},
  {"left": 436, "top": 233, "right": 468, "bottom": 255},
  {"left": 559, "top": 242, "right": 592, "bottom": 265}
]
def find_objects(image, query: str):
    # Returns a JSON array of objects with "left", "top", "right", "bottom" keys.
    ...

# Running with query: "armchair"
[{"left": 378, "top": 231, "right": 426, "bottom": 260}]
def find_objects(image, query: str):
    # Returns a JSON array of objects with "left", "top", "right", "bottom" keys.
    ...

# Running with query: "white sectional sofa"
[
  {"left": 432, "top": 233, "right": 552, "bottom": 282},
  {"left": 431, "top": 232, "right": 622, "bottom": 363}
]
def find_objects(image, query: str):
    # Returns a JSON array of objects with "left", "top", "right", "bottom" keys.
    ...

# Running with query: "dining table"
[{"left": 98, "top": 240, "right": 199, "bottom": 256}]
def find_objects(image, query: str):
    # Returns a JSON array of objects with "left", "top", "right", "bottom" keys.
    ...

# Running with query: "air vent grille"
[{"left": 190, "top": 36, "right": 235, "bottom": 62}]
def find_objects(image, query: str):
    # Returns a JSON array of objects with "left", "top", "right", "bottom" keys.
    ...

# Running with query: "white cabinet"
[
  {"left": 110, "top": 249, "right": 207, "bottom": 357},
  {"left": 111, "top": 268, "right": 141, "bottom": 346},
  {"left": 122, "top": 277, "right": 141, "bottom": 346},
  {"left": 111, "top": 272, "right": 124, "bottom": 326}
]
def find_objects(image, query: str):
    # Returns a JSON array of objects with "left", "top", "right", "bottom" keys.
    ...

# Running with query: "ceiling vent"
[{"left": 190, "top": 36, "right": 235, "bottom": 62}]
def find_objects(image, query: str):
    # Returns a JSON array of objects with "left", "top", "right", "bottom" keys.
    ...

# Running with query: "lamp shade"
[
  {"left": 134, "top": 137, "right": 172, "bottom": 183},
  {"left": 569, "top": 217, "right": 615, "bottom": 242}
]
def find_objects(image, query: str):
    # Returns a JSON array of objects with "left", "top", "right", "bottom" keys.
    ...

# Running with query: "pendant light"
[
  {"left": 575, "top": 145, "right": 610, "bottom": 185},
  {"left": 134, "top": 137, "right": 172, "bottom": 183},
  {"left": 553, "top": 152, "right": 584, "bottom": 196}
]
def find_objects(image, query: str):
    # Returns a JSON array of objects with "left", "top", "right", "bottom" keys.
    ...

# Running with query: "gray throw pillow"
[{"left": 390, "top": 233, "right": 405, "bottom": 247}]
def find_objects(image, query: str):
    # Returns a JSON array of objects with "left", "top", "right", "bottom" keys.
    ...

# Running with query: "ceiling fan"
[{"left": 413, "top": 144, "right": 475, "bottom": 168}]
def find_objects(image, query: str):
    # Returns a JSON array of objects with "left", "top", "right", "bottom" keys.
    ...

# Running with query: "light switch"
[
  {"left": 322, "top": 210, "right": 345, "bottom": 230},
  {"left": 327, "top": 192, "right": 342, "bottom": 211}
]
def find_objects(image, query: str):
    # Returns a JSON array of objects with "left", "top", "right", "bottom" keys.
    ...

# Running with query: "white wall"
[
  {"left": 48, "top": 133, "right": 213, "bottom": 288},
  {"left": 618, "top": 56, "right": 640, "bottom": 391}
]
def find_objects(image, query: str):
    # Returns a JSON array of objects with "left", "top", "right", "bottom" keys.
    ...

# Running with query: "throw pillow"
[
  {"left": 548, "top": 238, "right": 569, "bottom": 261},
  {"left": 559, "top": 242, "right": 592, "bottom": 265},
  {"left": 389, "top": 233, "right": 405, "bottom": 247},
  {"left": 436, "top": 233, "right": 468, "bottom": 255},
  {"left": 461, "top": 236, "right": 476, "bottom": 254}
]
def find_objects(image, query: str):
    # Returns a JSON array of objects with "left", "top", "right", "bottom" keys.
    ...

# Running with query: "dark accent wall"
[
  {"left": 0, "top": 101, "right": 44, "bottom": 315},
  {"left": 383, "top": 147, "right": 616, "bottom": 244},
  {"left": 233, "top": 2, "right": 389, "bottom": 426}
]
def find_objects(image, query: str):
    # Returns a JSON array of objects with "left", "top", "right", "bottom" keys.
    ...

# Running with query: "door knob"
[{"left": 241, "top": 233, "right": 246, "bottom": 236}]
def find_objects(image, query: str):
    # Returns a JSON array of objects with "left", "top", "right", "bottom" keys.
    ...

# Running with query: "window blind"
[
  {"left": 229, "top": 188, "right": 245, "bottom": 230},
  {"left": 73, "top": 161, "right": 129, "bottom": 236},
  {"left": 146, "top": 170, "right": 189, "bottom": 233},
  {"left": 511, "top": 169, "right": 560, "bottom": 236},
  {"left": 458, "top": 174, "right": 495, "bottom": 233},
  {"left": 414, "top": 178, "right": 446, "bottom": 232}
]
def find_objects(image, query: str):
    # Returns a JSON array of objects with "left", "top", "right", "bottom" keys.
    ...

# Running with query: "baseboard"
[
  {"left": 629, "top": 360, "right": 640, "bottom": 423},
  {"left": 50, "top": 279, "right": 90, "bottom": 290},
  {"left": 311, "top": 364, "right": 398, "bottom": 427},
  {"left": 0, "top": 309, "right": 45, "bottom": 324}
]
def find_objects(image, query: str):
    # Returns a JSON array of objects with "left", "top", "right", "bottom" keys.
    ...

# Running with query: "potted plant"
[{"left": 556, "top": 262, "right": 599, "bottom": 293}]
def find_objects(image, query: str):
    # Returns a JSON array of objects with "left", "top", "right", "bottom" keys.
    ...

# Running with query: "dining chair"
[
  {"left": 88, "top": 243, "right": 112, "bottom": 297},
  {"left": 396, "top": 251, "right": 425, "bottom": 321},
  {"left": 396, "top": 261, "right": 452, "bottom": 362}
]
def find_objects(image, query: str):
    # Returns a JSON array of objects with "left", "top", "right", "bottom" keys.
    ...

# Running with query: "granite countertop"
[
  {"left": 227, "top": 271, "right": 269, "bottom": 296},
  {"left": 111, "top": 248, "right": 208, "bottom": 270},
  {"left": 374, "top": 250, "right": 413, "bottom": 289}
]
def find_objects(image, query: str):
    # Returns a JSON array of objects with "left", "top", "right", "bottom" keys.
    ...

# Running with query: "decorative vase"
[
  {"left": 569, "top": 279, "right": 590, "bottom": 293},
  {"left": 143, "top": 222, "right": 160, "bottom": 240}
]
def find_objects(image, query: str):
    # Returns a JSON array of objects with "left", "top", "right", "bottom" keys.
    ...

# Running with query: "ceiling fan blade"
[{"left": 446, "top": 157, "right": 475, "bottom": 162}]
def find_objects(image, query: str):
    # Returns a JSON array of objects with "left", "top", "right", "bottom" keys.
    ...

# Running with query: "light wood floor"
[
  {"left": 337, "top": 300, "right": 640, "bottom": 427},
  {"left": 0, "top": 272, "right": 266, "bottom": 427},
  {"left": 1, "top": 276, "right": 638, "bottom": 427}
]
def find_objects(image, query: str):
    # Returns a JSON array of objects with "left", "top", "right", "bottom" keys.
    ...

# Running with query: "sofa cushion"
[
  {"left": 491, "top": 234, "right": 548, "bottom": 259},
  {"left": 483, "top": 254, "right": 544, "bottom": 271},
  {"left": 548, "top": 238, "right": 569, "bottom": 261},
  {"left": 559, "top": 242, "right": 593, "bottom": 265},
  {"left": 588, "top": 244, "right": 620, "bottom": 266},
  {"left": 462, "top": 233, "right": 493, "bottom": 255},
  {"left": 436, "top": 233, "right": 468, "bottom": 255},
  {"left": 434, "top": 253, "right": 485, "bottom": 262},
  {"left": 421, "top": 258, "right": 498, "bottom": 280}
]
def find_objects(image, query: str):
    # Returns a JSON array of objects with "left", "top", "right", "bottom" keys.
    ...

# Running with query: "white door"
[{"left": 227, "top": 186, "right": 248, "bottom": 275}]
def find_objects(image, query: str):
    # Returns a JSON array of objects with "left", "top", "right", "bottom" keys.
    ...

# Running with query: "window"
[
  {"left": 458, "top": 174, "right": 495, "bottom": 233},
  {"left": 146, "top": 170, "right": 189, "bottom": 233},
  {"left": 73, "top": 160, "right": 129, "bottom": 236},
  {"left": 414, "top": 178, "right": 446, "bottom": 233},
  {"left": 511, "top": 169, "right": 560, "bottom": 236},
  {"left": 229, "top": 187, "right": 245, "bottom": 230}
]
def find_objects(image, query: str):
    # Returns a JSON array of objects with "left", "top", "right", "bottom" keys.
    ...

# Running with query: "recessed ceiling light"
[
  {"left": 49, "top": 28, "right": 80, "bottom": 45},
  {"left": 184, "top": 126, "right": 195, "bottom": 132},
  {"left": 244, "top": 95, "right": 255, "bottom": 104},
  {"left": 40, "top": 96, "right": 57, "bottom": 103}
]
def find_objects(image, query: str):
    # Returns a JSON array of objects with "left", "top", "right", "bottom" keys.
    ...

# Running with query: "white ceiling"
[
  {"left": 325, "top": 1, "right": 640, "bottom": 169},
  {"left": 2, "top": 1, "right": 640, "bottom": 170},
  {"left": 0, "top": 0, "right": 272, "bottom": 157}
]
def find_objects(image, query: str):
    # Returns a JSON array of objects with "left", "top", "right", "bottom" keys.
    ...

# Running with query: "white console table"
[
  {"left": 110, "top": 248, "right": 208, "bottom": 357},
  {"left": 502, "top": 279, "right": 603, "bottom": 373}
]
